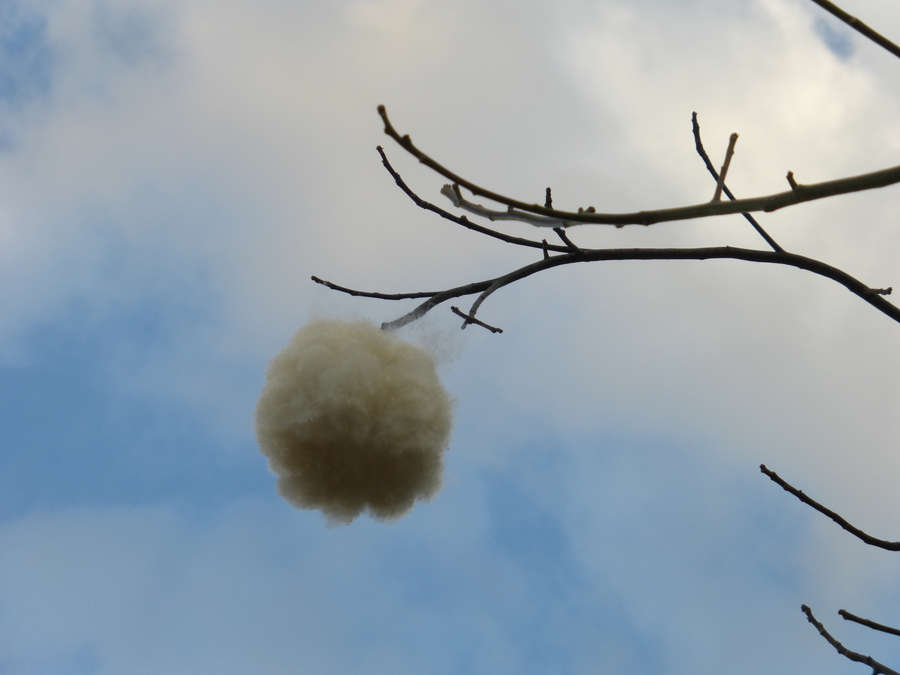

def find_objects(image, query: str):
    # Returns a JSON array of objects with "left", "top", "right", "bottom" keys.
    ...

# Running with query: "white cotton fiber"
[{"left": 254, "top": 319, "right": 453, "bottom": 524}]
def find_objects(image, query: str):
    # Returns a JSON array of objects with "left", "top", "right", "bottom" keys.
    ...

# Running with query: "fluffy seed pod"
[{"left": 254, "top": 319, "right": 453, "bottom": 524}]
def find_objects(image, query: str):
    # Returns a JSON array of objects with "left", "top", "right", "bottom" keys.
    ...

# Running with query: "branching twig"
[
  {"left": 760, "top": 465, "right": 900, "bottom": 551},
  {"left": 802, "top": 605, "right": 900, "bottom": 675},
  {"left": 840, "top": 610, "right": 900, "bottom": 638},
  {"left": 317, "top": 245, "right": 900, "bottom": 332},
  {"left": 378, "top": 104, "right": 900, "bottom": 227},
  {"left": 451, "top": 306, "right": 503, "bottom": 333},
  {"left": 321, "top": 108, "right": 900, "bottom": 333},
  {"left": 691, "top": 113, "right": 784, "bottom": 252},
  {"left": 376, "top": 146, "right": 568, "bottom": 253}
]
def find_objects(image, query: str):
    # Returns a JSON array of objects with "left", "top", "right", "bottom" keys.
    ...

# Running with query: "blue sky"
[{"left": 2, "top": 0, "right": 900, "bottom": 673}]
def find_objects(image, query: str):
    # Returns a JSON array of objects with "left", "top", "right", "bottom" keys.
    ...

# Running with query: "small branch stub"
[{"left": 787, "top": 171, "right": 799, "bottom": 190}]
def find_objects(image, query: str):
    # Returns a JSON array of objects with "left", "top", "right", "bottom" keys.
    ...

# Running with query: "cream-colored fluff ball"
[{"left": 254, "top": 319, "right": 453, "bottom": 524}]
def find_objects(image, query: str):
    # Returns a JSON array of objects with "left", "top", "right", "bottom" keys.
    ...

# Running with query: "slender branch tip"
[{"left": 712, "top": 133, "right": 739, "bottom": 202}]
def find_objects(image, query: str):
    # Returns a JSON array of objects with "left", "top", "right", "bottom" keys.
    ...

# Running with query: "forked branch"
[
  {"left": 802, "top": 605, "right": 900, "bottom": 675},
  {"left": 316, "top": 125, "right": 899, "bottom": 333},
  {"left": 315, "top": 242, "right": 900, "bottom": 332},
  {"left": 377, "top": 104, "right": 900, "bottom": 227},
  {"left": 691, "top": 113, "right": 783, "bottom": 253}
]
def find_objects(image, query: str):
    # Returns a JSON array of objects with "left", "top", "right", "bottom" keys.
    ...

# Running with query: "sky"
[{"left": 1, "top": 0, "right": 900, "bottom": 673}]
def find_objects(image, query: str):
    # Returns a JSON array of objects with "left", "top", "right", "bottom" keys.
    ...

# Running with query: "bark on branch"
[
  {"left": 803, "top": 605, "right": 900, "bottom": 675},
  {"left": 807, "top": 0, "right": 900, "bottom": 60},
  {"left": 316, "top": 244, "right": 900, "bottom": 332},
  {"left": 377, "top": 104, "right": 900, "bottom": 227},
  {"left": 760, "top": 465, "right": 900, "bottom": 551},
  {"left": 840, "top": 610, "right": 900, "bottom": 638}
]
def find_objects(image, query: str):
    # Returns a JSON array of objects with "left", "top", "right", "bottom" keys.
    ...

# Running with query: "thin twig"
[
  {"left": 691, "top": 113, "right": 783, "bottom": 252},
  {"left": 806, "top": 0, "right": 900, "bottom": 61},
  {"left": 451, "top": 306, "right": 503, "bottom": 333},
  {"left": 378, "top": 105, "right": 900, "bottom": 227},
  {"left": 840, "top": 610, "right": 900, "bottom": 638},
  {"left": 379, "top": 279, "right": 494, "bottom": 332},
  {"left": 760, "top": 465, "right": 900, "bottom": 551},
  {"left": 802, "top": 605, "right": 900, "bottom": 675},
  {"left": 311, "top": 276, "right": 436, "bottom": 300},
  {"left": 376, "top": 146, "right": 568, "bottom": 253},
  {"left": 554, "top": 227, "right": 581, "bottom": 252},
  {"left": 712, "top": 133, "right": 739, "bottom": 202},
  {"left": 319, "top": 244, "right": 900, "bottom": 331}
]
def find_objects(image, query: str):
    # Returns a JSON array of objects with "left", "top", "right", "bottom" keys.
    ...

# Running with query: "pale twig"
[
  {"left": 712, "top": 133, "right": 739, "bottom": 202},
  {"left": 440, "top": 184, "right": 574, "bottom": 228},
  {"left": 378, "top": 105, "right": 900, "bottom": 227},
  {"left": 802, "top": 605, "right": 900, "bottom": 675}
]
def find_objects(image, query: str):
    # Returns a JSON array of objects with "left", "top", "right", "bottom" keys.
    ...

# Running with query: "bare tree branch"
[
  {"left": 691, "top": 113, "right": 784, "bottom": 253},
  {"left": 318, "top": 124, "right": 900, "bottom": 332},
  {"left": 322, "top": 5, "right": 900, "bottom": 673},
  {"left": 806, "top": 0, "right": 900, "bottom": 60},
  {"left": 316, "top": 244, "right": 900, "bottom": 333},
  {"left": 760, "top": 465, "right": 900, "bottom": 551},
  {"left": 376, "top": 146, "right": 569, "bottom": 253},
  {"left": 840, "top": 610, "right": 900, "bottom": 638},
  {"left": 802, "top": 605, "right": 900, "bottom": 675},
  {"left": 377, "top": 105, "right": 900, "bottom": 227}
]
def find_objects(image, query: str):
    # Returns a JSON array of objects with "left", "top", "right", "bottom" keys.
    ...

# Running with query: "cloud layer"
[{"left": 2, "top": 0, "right": 900, "bottom": 673}]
